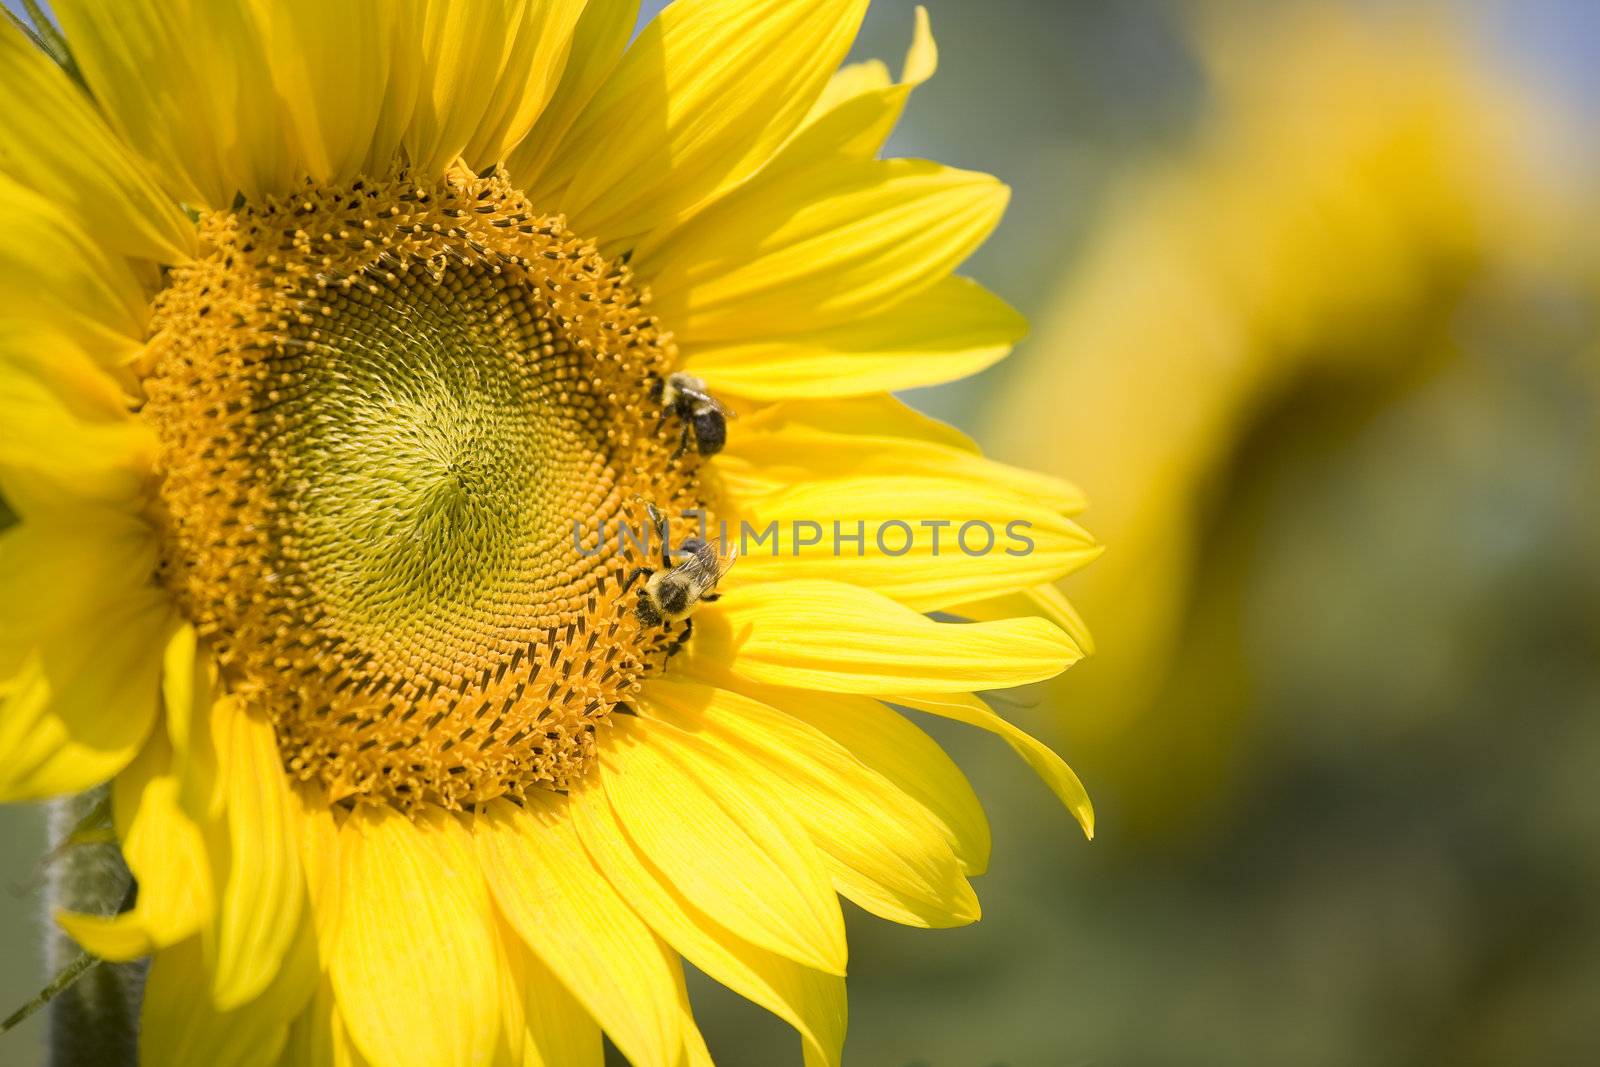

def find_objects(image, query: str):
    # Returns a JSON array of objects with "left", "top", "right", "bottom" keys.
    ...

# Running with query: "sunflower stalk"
[{"left": 41, "top": 789, "right": 143, "bottom": 1067}]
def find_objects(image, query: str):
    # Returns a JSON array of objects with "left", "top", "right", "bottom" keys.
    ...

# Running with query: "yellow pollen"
[{"left": 141, "top": 168, "right": 704, "bottom": 811}]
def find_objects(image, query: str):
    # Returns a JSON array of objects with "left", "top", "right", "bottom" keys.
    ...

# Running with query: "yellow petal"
[
  {"left": 281, "top": 977, "right": 373, "bottom": 1067},
  {"left": 0, "top": 18, "right": 195, "bottom": 263},
  {"left": 506, "top": 0, "right": 641, "bottom": 188},
  {"left": 461, "top": 1, "right": 589, "bottom": 167},
  {"left": 569, "top": 777, "right": 847, "bottom": 1066},
  {"left": 812, "top": 10, "right": 935, "bottom": 156},
  {"left": 684, "top": 275, "right": 1024, "bottom": 400},
  {"left": 55, "top": 0, "right": 289, "bottom": 208},
  {"left": 141, "top": 924, "right": 318, "bottom": 1067},
  {"left": 163, "top": 626, "right": 224, "bottom": 822},
  {"left": 0, "top": 336, "right": 134, "bottom": 423},
  {"left": 686, "top": 3, "right": 938, "bottom": 217},
  {"left": 248, "top": 0, "right": 395, "bottom": 186},
  {"left": 54, "top": 909, "right": 153, "bottom": 961},
  {"left": 727, "top": 393, "right": 981, "bottom": 461},
  {"left": 685, "top": 580, "right": 1078, "bottom": 694},
  {"left": 671, "top": 969, "right": 714, "bottom": 1067},
  {"left": 0, "top": 646, "right": 153, "bottom": 802},
  {"left": 0, "top": 178, "right": 150, "bottom": 359},
  {"left": 1028, "top": 583, "right": 1096, "bottom": 656},
  {"left": 813, "top": 59, "right": 892, "bottom": 115},
  {"left": 718, "top": 394, "right": 1081, "bottom": 513},
  {"left": 490, "top": 917, "right": 526, "bottom": 1067},
  {"left": 639, "top": 159, "right": 1007, "bottom": 343},
  {"left": 477, "top": 796, "right": 684, "bottom": 1067},
  {"left": 898, "top": 692, "right": 1095, "bottom": 839},
  {"left": 951, "top": 582, "right": 1097, "bottom": 658},
  {"left": 206, "top": 705, "right": 305, "bottom": 1009},
  {"left": 794, "top": 5, "right": 936, "bottom": 161},
  {"left": 704, "top": 679, "right": 989, "bottom": 876},
  {"left": 114, "top": 740, "right": 212, "bottom": 948},
  {"left": 597, "top": 713, "right": 847, "bottom": 974},
  {"left": 644, "top": 681, "right": 979, "bottom": 928},
  {"left": 0, "top": 502, "right": 159, "bottom": 676},
  {"left": 528, "top": 0, "right": 869, "bottom": 243},
  {"left": 0, "top": 324, "right": 156, "bottom": 510},
  {"left": 723, "top": 473, "right": 1100, "bottom": 614},
  {"left": 292, "top": 783, "right": 344, "bottom": 964},
  {"left": 517, "top": 940, "right": 604, "bottom": 1067},
  {"left": 629, "top": 4, "right": 937, "bottom": 265},
  {"left": 61, "top": 730, "right": 213, "bottom": 960},
  {"left": 678, "top": 1016, "right": 716, "bottom": 1067},
  {"left": 0, "top": 510, "right": 171, "bottom": 801},
  {"left": 255, "top": 0, "right": 582, "bottom": 180},
  {"left": 391, "top": 0, "right": 587, "bottom": 178},
  {"left": 161, "top": 626, "right": 202, "bottom": 771},
  {"left": 332, "top": 807, "right": 500, "bottom": 1067}
]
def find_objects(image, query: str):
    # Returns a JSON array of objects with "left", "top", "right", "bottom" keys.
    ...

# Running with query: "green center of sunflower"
[
  {"left": 264, "top": 264, "right": 600, "bottom": 670},
  {"left": 142, "top": 169, "right": 704, "bottom": 810}
]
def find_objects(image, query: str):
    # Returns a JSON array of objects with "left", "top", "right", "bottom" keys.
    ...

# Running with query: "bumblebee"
[
  {"left": 624, "top": 503, "right": 737, "bottom": 650},
  {"left": 653, "top": 372, "right": 733, "bottom": 458}
]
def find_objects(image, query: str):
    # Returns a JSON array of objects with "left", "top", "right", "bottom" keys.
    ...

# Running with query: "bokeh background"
[{"left": 4, "top": 1, "right": 1599, "bottom": 1065}]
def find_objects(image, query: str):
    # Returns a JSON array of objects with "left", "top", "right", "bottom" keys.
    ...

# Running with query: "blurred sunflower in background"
[
  {"left": 991, "top": 0, "right": 1579, "bottom": 834},
  {"left": 938, "top": 6, "right": 1598, "bottom": 1058},
  {"left": 0, "top": 2, "right": 1100, "bottom": 1065}
]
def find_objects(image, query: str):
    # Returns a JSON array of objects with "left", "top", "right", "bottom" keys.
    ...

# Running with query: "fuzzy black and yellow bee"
[
  {"left": 652, "top": 371, "right": 733, "bottom": 458},
  {"left": 623, "top": 502, "right": 738, "bottom": 650}
]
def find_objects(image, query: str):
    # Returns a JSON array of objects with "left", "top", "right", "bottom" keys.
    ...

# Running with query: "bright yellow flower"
[
  {"left": 0, "top": 2, "right": 1097, "bottom": 1065},
  {"left": 988, "top": 2, "right": 1558, "bottom": 826}
]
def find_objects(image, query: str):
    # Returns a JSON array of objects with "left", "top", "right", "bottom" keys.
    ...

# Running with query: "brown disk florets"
[{"left": 141, "top": 168, "right": 704, "bottom": 811}]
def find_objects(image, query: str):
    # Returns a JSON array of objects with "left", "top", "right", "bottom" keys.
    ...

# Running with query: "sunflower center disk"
[{"left": 143, "top": 172, "right": 699, "bottom": 810}]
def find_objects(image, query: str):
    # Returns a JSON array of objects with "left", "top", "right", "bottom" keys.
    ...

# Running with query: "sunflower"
[{"left": 0, "top": 2, "right": 1099, "bottom": 1065}]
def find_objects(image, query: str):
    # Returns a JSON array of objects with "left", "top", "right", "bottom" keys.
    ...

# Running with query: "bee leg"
[
  {"left": 649, "top": 508, "right": 674, "bottom": 569},
  {"left": 666, "top": 618, "right": 694, "bottom": 658},
  {"left": 672, "top": 424, "right": 691, "bottom": 461},
  {"left": 700, "top": 592, "right": 721, "bottom": 602},
  {"left": 621, "top": 567, "right": 651, "bottom": 594}
]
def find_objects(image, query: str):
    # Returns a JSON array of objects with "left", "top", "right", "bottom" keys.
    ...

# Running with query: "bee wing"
[
  {"left": 670, "top": 537, "right": 734, "bottom": 587},
  {"left": 704, "top": 536, "right": 739, "bottom": 584},
  {"left": 683, "top": 384, "right": 736, "bottom": 419}
]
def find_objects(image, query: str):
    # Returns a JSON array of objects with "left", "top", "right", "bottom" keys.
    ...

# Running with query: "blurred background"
[{"left": 4, "top": 1, "right": 1599, "bottom": 1065}]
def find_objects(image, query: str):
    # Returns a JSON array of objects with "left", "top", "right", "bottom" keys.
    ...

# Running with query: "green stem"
[
  {"left": 43, "top": 789, "right": 142, "bottom": 1067},
  {"left": 0, "top": 954, "right": 99, "bottom": 1036},
  {"left": 6, "top": 2, "right": 87, "bottom": 89}
]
